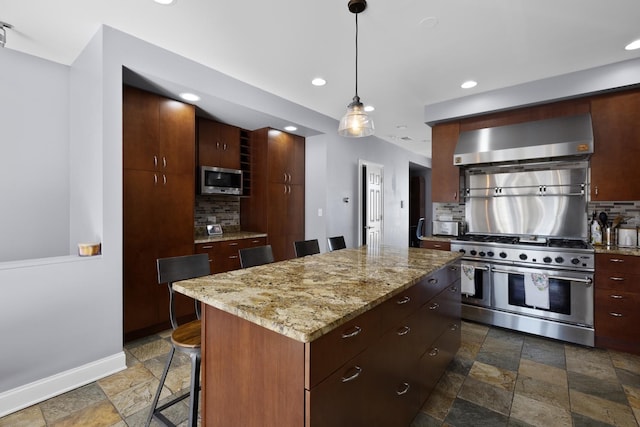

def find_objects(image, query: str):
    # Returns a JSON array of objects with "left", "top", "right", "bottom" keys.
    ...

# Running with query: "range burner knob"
[
  {"left": 519, "top": 253, "right": 528, "bottom": 261},
  {"left": 555, "top": 256, "right": 564, "bottom": 264},
  {"left": 543, "top": 256, "right": 552, "bottom": 263},
  {"left": 470, "top": 250, "right": 477, "bottom": 256},
  {"left": 571, "top": 258, "right": 580, "bottom": 265},
  {"left": 499, "top": 252, "right": 507, "bottom": 259},
  {"left": 487, "top": 251, "right": 495, "bottom": 257},
  {"left": 458, "top": 249, "right": 466, "bottom": 254},
  {"left": 479, "top": 251, "right": 486, "bottom": 257}
]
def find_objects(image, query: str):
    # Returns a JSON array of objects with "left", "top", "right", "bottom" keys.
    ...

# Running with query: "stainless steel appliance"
[
  {"left": 200, "top": 166, "right": 243, "bottom": 195},
  {"left": 452, "top": 236, "right": 594, "bottom": 346},
  {"left": 432, "top": 220, "right": 463, "bottom": 237},
  {"left": 450, "top": 114, "right": 596, "bottom": 346}
]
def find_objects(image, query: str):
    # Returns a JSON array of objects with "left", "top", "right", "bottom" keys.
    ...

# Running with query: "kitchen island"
[{"left": 174, "top": 245, "right": 461, "bottom": 426}]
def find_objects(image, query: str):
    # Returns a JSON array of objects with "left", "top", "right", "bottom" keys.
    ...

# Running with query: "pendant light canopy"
[{"left": 338, "top": 0, "right": 374, "bottom": 138}]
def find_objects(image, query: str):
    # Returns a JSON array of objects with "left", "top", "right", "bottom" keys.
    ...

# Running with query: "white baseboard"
[{"left": 0, "top": 352, "right": 126, "bottom": 418}]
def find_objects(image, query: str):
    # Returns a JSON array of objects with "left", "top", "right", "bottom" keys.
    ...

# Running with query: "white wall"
[{"left": 0, "top": 49, "right": 70, "bottom": 262}]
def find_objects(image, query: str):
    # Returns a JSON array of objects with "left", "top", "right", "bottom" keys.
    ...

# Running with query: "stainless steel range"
[
  {"left": 451, "top": 235, "right": 595, "bottom": 346},
  {"left": 449, "top": 113, "right": 596, "bottom": 346}
]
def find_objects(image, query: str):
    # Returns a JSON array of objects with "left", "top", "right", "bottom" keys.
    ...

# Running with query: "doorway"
[{"left": 358, "top": 160, "right": 384, "bottom": 246}]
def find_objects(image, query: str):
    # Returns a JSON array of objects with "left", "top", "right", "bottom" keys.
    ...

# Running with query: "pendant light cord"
[{"left": 355, "top": 12, "right": 359, "bottom": 98}]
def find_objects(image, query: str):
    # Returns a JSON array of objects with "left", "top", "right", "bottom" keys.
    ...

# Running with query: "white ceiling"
[{"left": 2, "top": 0, "right": 640, "bottom": 158}]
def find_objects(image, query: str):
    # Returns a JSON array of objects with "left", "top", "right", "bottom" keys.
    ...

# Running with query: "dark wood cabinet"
[
  {"left": 123, "top": 86, "right": 196, "bottom": 341},
  {"left": 195, "top": 236, "right": 267, "bottom": 274},
  {"left": 590, "top": 90, "right": 640, "bottom": 201},
  {"left": 419, "top": 239, "right": 451, "bottom": 251},
  {"left": 431, "top": 122, "right": 461, "bottom": 203},
  {"left": 594, "top": 253, "right": 640, "bottom": 354},
  {"left": 197, "top": 117, "right": 241, "bottom": 169},
  {"left": 241, "top": 128, "right": 305, "bottom": 261}
]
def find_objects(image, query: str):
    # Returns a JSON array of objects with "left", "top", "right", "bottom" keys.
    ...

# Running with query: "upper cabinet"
[
  {"left": 197, "top": 117, "right": 241, "bottom": 170},
  {"left": 590, "top": 89, "right": 640, "bottom": 201},
  {"left": 267, "top": 129, "right": 305, "bottom": 185},
  {"left": 431, "top": 122, "right": 461, "bottom": 203},
  {"left": 123, "top": 86, "right": 195, "bottom": 175}
]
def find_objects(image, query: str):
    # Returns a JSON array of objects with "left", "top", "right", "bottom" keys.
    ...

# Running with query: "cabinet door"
[
  {"left": 198, "top": 118, "right": 241, "bottom": 169},
  {"left": 431, "top": 122, "right": 461, "bottom": 203},
  {"left": 159, "top": 98, "right": 195, "bottom": 175},
  {"left": 123, "top": 170, "right": 161, "bottom": 335},
  {"left": 218, "top": 123, "right": 241, "bottom": 169},
  {"left": 123, "top": 86, "right": 159, "bottom": 171},
  {"left": 267, "top": 131, "right": 304, "bottom": 184},
  {"left": 591, "top": 90, "right": 640, "bottom": 201}
]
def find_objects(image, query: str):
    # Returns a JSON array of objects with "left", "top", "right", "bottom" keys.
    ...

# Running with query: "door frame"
[{"left": 358, "top": 159, "right": 384, "bottom": 247}]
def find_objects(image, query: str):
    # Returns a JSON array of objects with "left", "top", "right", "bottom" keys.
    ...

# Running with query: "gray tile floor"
[{"left": 1, "top": 321, "right": 639, "bottom": 426}]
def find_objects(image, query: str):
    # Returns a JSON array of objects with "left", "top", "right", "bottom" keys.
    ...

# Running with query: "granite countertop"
[
  {"left": 594, "top": 245, "right": 640, "bottom": 257},
  {"left": 174, "top": 245, "right": 461, "bottom": 343},
  {"left": 194, "top": 231, "right": 268, "bottom": 244}
]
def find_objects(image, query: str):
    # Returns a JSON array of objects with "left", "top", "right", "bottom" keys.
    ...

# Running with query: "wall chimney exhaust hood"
[{"left": 453, "top": 114, "right": 594, "bottom": 166}]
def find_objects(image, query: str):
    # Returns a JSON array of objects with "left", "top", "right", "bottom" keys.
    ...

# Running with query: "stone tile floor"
[{"left": 1, "top": 321, "right": 639, "bottom": 426}]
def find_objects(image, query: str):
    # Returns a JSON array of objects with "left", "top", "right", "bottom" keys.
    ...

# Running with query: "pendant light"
[{"left": 338, "top": 0, "right": 374, "bottom": 138}]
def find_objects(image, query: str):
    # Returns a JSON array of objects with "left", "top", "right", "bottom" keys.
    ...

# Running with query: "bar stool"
[
  {"left": 146, "top": 253, "right": 210, "bottom": 427},
  {"left": 327, "top": 235, "right": 347, "bottom": 251},
  {"left": 239, "top": 245, "right": 274, "bottom": 268},
  {"left": 294, "top": 239, "right": 320, "bottom": 257}
]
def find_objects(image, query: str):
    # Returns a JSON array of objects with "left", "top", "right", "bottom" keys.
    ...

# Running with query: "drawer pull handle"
[
  {"left": 202, "top": 245, "right": 213, "bottom": 249},
  {"left": 341, "top": 366, "right": 362, "bottom": 383},
  {"left": 397, "top": 326, "right": 411, "bottom": 336},
  {"left": 450, "top": 323, "right": 459, "bottom": 331},
  {"left": 609, "top": 258, "right": 625, "bottom": 263},
  {"left": 609, "top": 312, "right": 623, "bottom": 317},
  {"left": 433, "top": 244, "right": 442, "bottom": 248},
  {"left": 341, "top": 326, "right": 362, "bottom": 339},
  {"left": 229, "top": 255, "right": 238, "bottom": 259},
  {"left": 610, "top": 294, "right": 624, "bottom": 299},
  {"left": 449, "top": 286, "right": 458, "bottom": 293},
  {"left": 429, "top": 348, "right": 439, "bottom": 357},
  {"left": 228, "top": 242, "right": 239, "bottom": 246},
  {"left": 609, "top": 277, "right": 625, "bottom": 281},
  {"left": 396, "top": 296, "right": 411, "bottom": 305},
  {"left": 251, "top": 240, "right": 260, "bottom": 243},
  {"left": 428, "top": 278, "right": 438, "bottom": 285},
  {"left": 396, "top": 382, "right": 410, "bottom": 396},
  {"left": 429, "top": 302, "right": 440, "bottom": 310}
]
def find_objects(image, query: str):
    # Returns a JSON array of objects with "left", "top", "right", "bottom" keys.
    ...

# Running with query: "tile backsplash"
[
  {"left": 195, "top": 195, "right": 241, "bottom": 232},
  {"left": 432, "top": 203, "right": 465, "bottom": 222}
]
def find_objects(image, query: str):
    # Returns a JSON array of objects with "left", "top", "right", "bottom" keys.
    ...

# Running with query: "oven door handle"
[{"left": 491, "top": 267, "right": 593, "bottom": 286}]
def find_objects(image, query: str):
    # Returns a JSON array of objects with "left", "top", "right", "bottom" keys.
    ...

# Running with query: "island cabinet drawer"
[
  {"left": 596, "top": 253, "right": 640, "bottom": 275},
  {"left": 305, "top": 307, "right": 382, "bottom": 389},
  {"left": 416, "top": 263, "right": 459, "bottom": 302},
  {"left": 379, "top": 284, "right": 429, "bottom": 329},
  {"left": 595, "top": 271, "right": 640, "bottom": 292},
  {"left": 418, "top": 322, "right": 461, "bottom": 403},
  {"left": 417, "top": 281, "right": 461, "bottom": 355}
]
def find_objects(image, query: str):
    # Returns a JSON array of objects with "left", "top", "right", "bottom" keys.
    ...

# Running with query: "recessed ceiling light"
[
  {"left": 154, "top": 0, "right": 175, "bottom": 4},
  {"left": 364, "top": 105, "right": 375, "bottom": 112},
  {"left": 179, "top": 92, "right": 200, "bottom": 102},
  {"left": 284, "top": 125, "right": 297, "bottom": 132},
  {"left": 419, "top": 17, "right": 439, "bottom": 28},
  {"left": 396, "top": 125, "right": 408, "bottom": 130},
  {"left": 311, "top": 77, "right": 326, "bottom": 86},
  {"left": 625, "top": 39, "right": 640, "bottom": 50},
  {"left": 461, "top": 80, "right": 478, "bottom": 89}
]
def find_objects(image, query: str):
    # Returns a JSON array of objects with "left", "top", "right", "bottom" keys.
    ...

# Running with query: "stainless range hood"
[{"left": 453, "top": 114, "right": 594, "bottom": 166}]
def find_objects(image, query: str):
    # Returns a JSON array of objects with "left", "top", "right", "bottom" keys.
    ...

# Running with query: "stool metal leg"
[
  {"left": 146, "top": 345, "right": 175, "bottom": 427},
  {"left": 187, "top": 351, "right": 201, "bottom": 427}
]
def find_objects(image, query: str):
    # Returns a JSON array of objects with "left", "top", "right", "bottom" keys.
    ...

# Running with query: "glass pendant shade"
[{"left": 338, "top": 95, "right": 374, "bottom": 137}]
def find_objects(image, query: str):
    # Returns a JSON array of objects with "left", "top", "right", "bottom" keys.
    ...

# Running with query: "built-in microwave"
[{"left": 200, "top": 166, "right": 243, "bottom": 195}]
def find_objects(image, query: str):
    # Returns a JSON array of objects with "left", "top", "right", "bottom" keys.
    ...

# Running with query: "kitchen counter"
[
  {"left": 594, "top": 245, "right": 640, "bottom": 257},
  {"left": 194, "top": 230, "right": 267, "bottom": 244},
  {"left": 419, "top": 235, "right": 454, "bottom": 242},
  {"left": 174, "top": 245, "right": 460, "bottom": 342}
]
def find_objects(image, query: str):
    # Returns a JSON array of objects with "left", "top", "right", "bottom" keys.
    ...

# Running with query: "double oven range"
[{"left": 451, "top": 235, "right": 595, "bottom": 346}]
